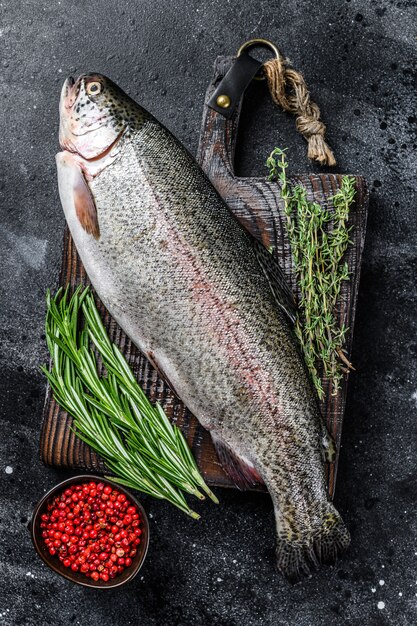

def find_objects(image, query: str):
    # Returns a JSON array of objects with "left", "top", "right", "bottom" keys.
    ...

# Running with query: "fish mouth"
[
  {"left": 58, "top": 76, "right": 81, "bottom": 152},
  {"left": 60, "top": 76, "right": 79, "bottom": 111}
]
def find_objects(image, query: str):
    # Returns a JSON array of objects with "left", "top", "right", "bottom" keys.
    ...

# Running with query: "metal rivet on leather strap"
[{"left": 216, "top": 94, "right": 231, "bottom": 108}]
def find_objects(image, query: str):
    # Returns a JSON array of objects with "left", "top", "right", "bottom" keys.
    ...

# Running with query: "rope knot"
[
  {"left": 263, "top": 58, "right": 336, "bottom": 166},
  {"left": 296, "top": 116, "right": 326, "bottom": 138}
]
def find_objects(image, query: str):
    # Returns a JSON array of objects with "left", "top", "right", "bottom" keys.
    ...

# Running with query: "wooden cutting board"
[{"left": 40, "top": 56, "right": 368, "bottom": 498}]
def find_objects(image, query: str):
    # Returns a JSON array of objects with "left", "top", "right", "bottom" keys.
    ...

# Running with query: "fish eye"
[{"left": 86, "top": 81, "right": 102, "bottom": 96}]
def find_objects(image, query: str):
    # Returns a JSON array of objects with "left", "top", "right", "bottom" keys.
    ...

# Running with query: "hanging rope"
[{"left": 263, "top": 57, "right": 336, "bottom": 166}]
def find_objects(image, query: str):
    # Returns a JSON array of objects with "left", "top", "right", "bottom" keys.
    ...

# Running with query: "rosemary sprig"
[
  {"left": 42, "top": 287, "right": 218, "bottom": 519},
  {"left": 266, "top": 148, "right": 356, "bottom": 398}
]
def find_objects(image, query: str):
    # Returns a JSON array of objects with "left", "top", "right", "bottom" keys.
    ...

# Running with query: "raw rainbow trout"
[{"left": 56, "top": 74, "right": 350, "bottom": 582}]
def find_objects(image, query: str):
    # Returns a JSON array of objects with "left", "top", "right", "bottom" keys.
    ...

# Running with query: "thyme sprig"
[
  {"left": 266, "top": 148, "right": 356, "bottom": 398},
  {"left": 42, "top": 287, "right": 218, "bottom": 518}
]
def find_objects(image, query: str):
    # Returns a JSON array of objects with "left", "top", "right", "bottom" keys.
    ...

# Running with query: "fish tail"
[{"left": 276, "top": 503, "right": 350, "bottom": 583}]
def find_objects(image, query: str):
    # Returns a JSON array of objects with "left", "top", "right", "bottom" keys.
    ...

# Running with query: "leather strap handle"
[
  {"left": 207, "top": 53, "right": 264, "bottom": 119},
  {"left": 197, "top": 56, "right": 254, "bottom": 178}
]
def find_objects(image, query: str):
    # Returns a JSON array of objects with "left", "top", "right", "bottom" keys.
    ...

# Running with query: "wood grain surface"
[{"left": 40, "top": 56, "right": 368, "bottom": 498}]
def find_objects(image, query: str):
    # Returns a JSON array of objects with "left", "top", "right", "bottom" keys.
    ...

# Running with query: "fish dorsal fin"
[
  {"left": 252, "top": 238, "right": 297, "bottom": 324},
  {"left": 72, "top": 164, "right": 100, "bottom": 239},
  {"left": 211, "top": 432, "right": 262, "bottom": 490}
]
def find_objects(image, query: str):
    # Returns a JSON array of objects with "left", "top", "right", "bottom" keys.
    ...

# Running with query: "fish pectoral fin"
[
  {"left": 72, "top": 161, "right": 100, "bottom": 239},
  {"left": 252, "top": 237, "right": 297, "bottom": 324},
  {"left": 211, "top": 432, "right": 262, "bottom": 490}
]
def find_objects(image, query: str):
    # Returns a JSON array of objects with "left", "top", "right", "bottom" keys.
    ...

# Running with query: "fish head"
[{"left": 59, "top": 73, "right": 139, "bottom": 160}]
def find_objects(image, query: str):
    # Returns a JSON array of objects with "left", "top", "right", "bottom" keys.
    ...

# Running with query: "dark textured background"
[{"left": 1, "top": 1, "right": 416, "bottom": 624}]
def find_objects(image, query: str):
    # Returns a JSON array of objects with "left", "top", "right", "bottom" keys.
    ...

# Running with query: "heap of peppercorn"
[{"left": 40, "top": 481, "right": 142, "bottom": 582}]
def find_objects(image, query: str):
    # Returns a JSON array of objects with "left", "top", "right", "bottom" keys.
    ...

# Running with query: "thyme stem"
[{"left": 266, "top": 148, "right": 356, "bottom": 398}]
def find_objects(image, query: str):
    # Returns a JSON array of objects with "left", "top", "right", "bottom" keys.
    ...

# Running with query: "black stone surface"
[{"left": 1, "top": 0, "right": 416, "bottom": 624}]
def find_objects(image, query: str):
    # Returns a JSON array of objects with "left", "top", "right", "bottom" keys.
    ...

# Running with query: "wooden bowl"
[{"left": 30, "top": 475, "right": 149, "bottom": 588}]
